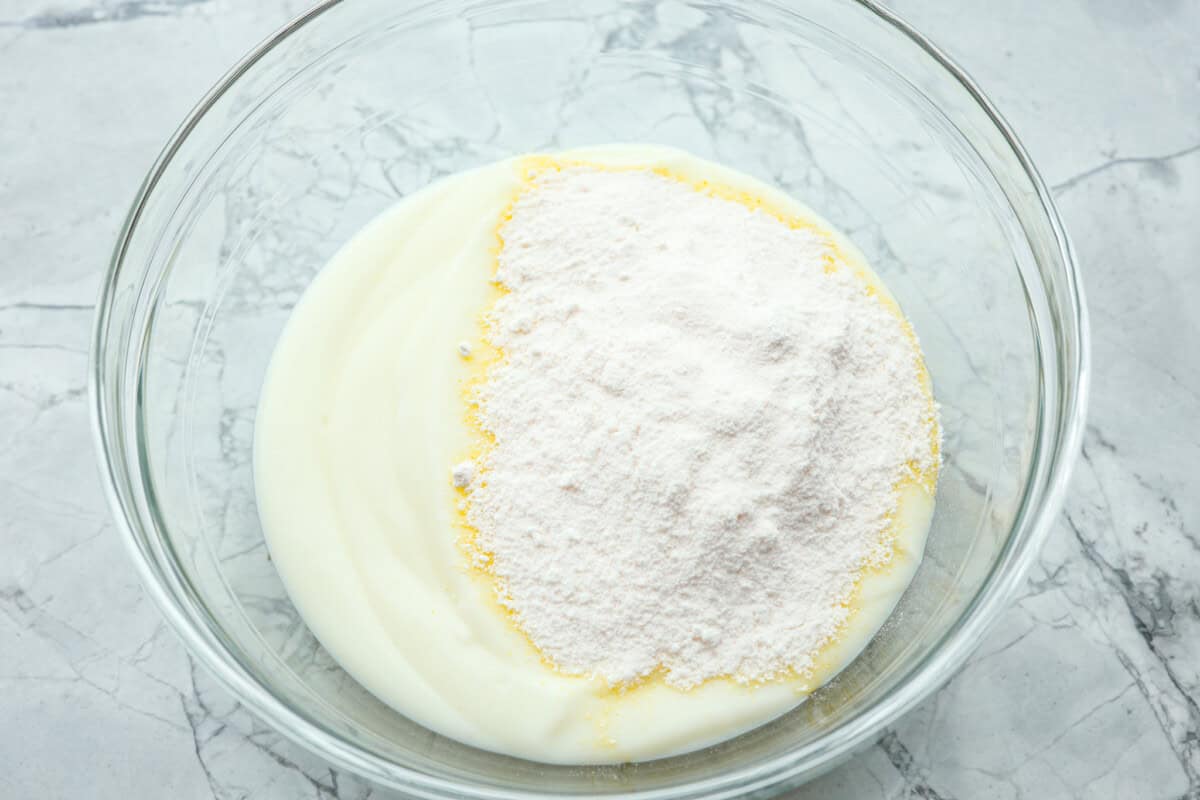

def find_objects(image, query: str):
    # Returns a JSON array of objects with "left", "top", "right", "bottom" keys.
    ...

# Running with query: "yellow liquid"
[{"left": 254, "top": 145, "right": 938, "bottom": 763}]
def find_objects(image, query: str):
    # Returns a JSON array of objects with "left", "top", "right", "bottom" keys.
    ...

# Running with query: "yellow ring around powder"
[{"left": 453, "top": 154, "right": 941, "bottom": 697}]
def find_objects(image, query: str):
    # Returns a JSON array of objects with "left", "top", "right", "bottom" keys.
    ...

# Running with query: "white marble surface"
[{"left": 1, "top": 0, "right": 1197, "bottom": 797}]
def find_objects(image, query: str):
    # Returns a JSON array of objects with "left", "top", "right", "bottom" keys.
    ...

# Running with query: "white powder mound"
[{"left": 462, "top": 167, "right": 938, "bottom": 688}]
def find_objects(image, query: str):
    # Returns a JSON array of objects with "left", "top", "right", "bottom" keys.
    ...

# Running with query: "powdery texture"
[{"left": 462, "top": 167, "right": 938, "bottom": 688}]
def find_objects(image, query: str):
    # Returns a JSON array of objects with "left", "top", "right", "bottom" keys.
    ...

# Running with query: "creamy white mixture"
[{"left": 254, "top": 145, "right": 938, "bottom": 764}]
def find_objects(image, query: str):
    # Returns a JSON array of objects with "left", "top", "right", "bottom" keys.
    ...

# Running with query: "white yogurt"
[{"left": 254, "top": 145, "right": 937, "bottom": 764}]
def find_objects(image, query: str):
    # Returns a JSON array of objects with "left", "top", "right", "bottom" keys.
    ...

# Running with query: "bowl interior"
[{"left": 110, "top": 0, "right": 1059, "bottom": 794}]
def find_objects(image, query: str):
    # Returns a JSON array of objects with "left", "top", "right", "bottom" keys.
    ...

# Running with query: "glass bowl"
[{"left": 90, "top": 0, "right": 1088, "bottom": 796}]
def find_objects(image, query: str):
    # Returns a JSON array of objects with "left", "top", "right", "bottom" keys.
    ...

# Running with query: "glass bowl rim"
[{"left": 89, "top": 0, "right": 1090, "bottom": 797}]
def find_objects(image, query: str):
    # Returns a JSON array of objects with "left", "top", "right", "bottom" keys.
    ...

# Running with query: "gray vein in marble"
[
  {"left": 1, "top": 0, "right": 211, "bottom": 30},
  {"left": 1065, "top": 455, "right": 1200, "bottom": 788},
  {"left": 877, "top": 732, "right": 954, "bottom": 800},
  {"left": 1053, "top": 141, "right": 1200, "bottom": 195},
  {"left": 1047, "top": 414, "right": 1199, "bottom": 794}
]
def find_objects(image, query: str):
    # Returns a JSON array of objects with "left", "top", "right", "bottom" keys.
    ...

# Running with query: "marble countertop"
[{"left": 2, "top": 0, "right": 1197, "bottom": 797}]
